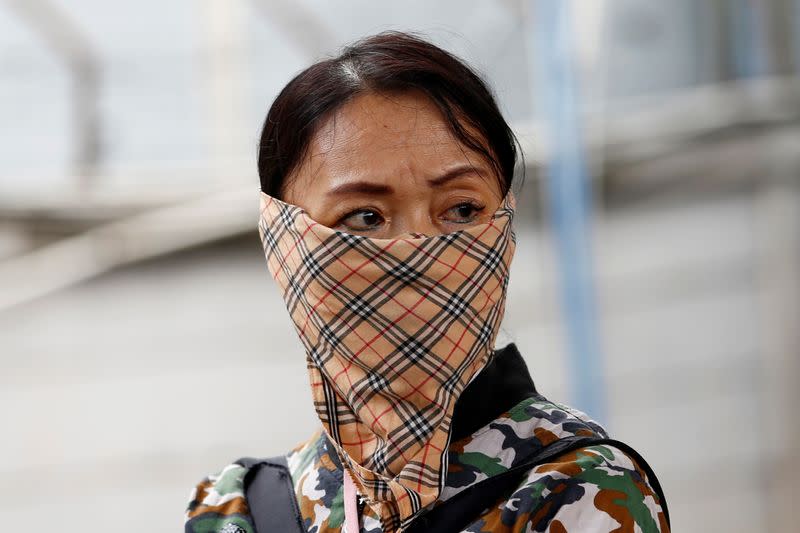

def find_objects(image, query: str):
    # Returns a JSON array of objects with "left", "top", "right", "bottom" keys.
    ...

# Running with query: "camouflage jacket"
[{"left": 185, "top": 344, "right": 670, "bottom": 533}]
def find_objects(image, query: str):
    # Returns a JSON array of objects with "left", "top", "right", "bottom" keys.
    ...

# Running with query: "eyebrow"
[
  {"left": 325, "top": 164, "right": 487, "bottom": 197},
  {"left": 327, "top": 181, "right": 394, "bottom": 196},
  {"left": 427, "top": 164, "right": 487, "bottom": 187}
]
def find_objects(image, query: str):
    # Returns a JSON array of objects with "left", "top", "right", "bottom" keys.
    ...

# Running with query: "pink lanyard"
[{"left": 343, "top": 470, "right": 360, "bottom": 533}]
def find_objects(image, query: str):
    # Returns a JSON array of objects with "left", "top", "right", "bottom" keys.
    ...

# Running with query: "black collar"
[{"left": 449, "top": 343, "right": 537, "bottom": 442}]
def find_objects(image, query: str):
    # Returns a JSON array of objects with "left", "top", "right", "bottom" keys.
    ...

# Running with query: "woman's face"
[{"left": 283, "top": 90, "right": 504, "bottom": 238}]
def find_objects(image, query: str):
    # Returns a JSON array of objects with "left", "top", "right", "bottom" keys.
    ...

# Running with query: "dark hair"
[{"left": 258, "top": 31, "right": 520, "bottom": 198}]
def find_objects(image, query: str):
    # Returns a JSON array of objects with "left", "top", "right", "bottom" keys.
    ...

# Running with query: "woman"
[{"left": 185, "top": 32, "right": 669, "bottom": 533}]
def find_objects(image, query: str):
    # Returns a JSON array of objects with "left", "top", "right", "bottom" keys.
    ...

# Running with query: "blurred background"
[{"left": 1, "top": 1, "right": 798, "bottom": 531}]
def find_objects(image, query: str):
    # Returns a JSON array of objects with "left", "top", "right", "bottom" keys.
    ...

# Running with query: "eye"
[
  {"left": 337, "top": 208, "right": 384, "bottom": 232},
  {"left": 443, "top": 201, "right": 485, "bottom": 224}
]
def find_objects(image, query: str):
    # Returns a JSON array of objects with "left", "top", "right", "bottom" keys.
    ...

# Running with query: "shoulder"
[
  {"left": 505, "top": 395, "right": 610, "bottom": 441},
  {"left": 486, "top": 396, "right": 669, "bottom": 531},
  {"left": 184, "top": 462, "right": 256, "bottom": 533},
  {"left": 487, "top": 392, "right": 669, "bottom": 532},
  {"left": 515, "top": 443, "right": 669, "bottom": 532}
]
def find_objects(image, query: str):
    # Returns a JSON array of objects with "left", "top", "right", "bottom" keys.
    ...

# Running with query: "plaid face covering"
[{"left": 258, "top": 191, "right": 516, "bottom": 532}]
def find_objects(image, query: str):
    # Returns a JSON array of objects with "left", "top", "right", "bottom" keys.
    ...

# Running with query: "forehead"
[{"left": 297, "top": 91, "right": 489, "bottom": 181}]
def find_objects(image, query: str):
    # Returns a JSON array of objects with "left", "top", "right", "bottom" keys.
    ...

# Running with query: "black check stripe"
[
  {"left": 382, "top": 403, "right": 447, "bottom": 460},
  {"left": 443, "top": 293, "right": 470, "bottom": 317},
  {"left": 346, "top": 295, "right": 375, "bottom": 320},
  {"left": 397, "top": 460, "right": 444, "bottom": 488},
  {"left": 387, "top": 262, "right": 423, "bottom": 284},
  {"left": 404, "top": 411, "right": 434, "bottom": 441},
  {"left": 397, "top": 338, "right": 427, "bottom": 363}
]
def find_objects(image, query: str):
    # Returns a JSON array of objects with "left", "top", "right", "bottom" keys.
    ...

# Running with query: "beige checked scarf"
[{"left": 258, "top": 191, "right": 516, "bottom": 532}]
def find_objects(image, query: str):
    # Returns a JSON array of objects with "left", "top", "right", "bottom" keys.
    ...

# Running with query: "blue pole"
[
  {"left": 731, "top": 0, "right": 770, "bottom": 78},
  {"left": 528, "top": 1, "right": 607, "bottom": 423}
]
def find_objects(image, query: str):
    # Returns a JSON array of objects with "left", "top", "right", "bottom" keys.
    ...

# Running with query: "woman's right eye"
[{"left": 338, "top": 209, "right": 384, "bottom": 232}]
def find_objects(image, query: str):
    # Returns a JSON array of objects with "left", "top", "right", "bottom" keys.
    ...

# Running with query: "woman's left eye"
[{"left": 444, "top": 202, "right": 484, "bottom": 224}]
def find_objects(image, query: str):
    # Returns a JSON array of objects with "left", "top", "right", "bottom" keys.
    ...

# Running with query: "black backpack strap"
[
  {"left": 406, "top": 436, "right": 670, "bottom": 533},
  {"left": 236, "top": 456, "right": 306, "bottom": 533}
]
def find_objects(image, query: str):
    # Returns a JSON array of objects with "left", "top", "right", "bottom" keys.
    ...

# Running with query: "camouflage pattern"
[
  {"left": 185, "top": 463, "right": 255, "bottom": 533},
  {"left": 185, "top": 395, "right": 669, "bottom": 532}
]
